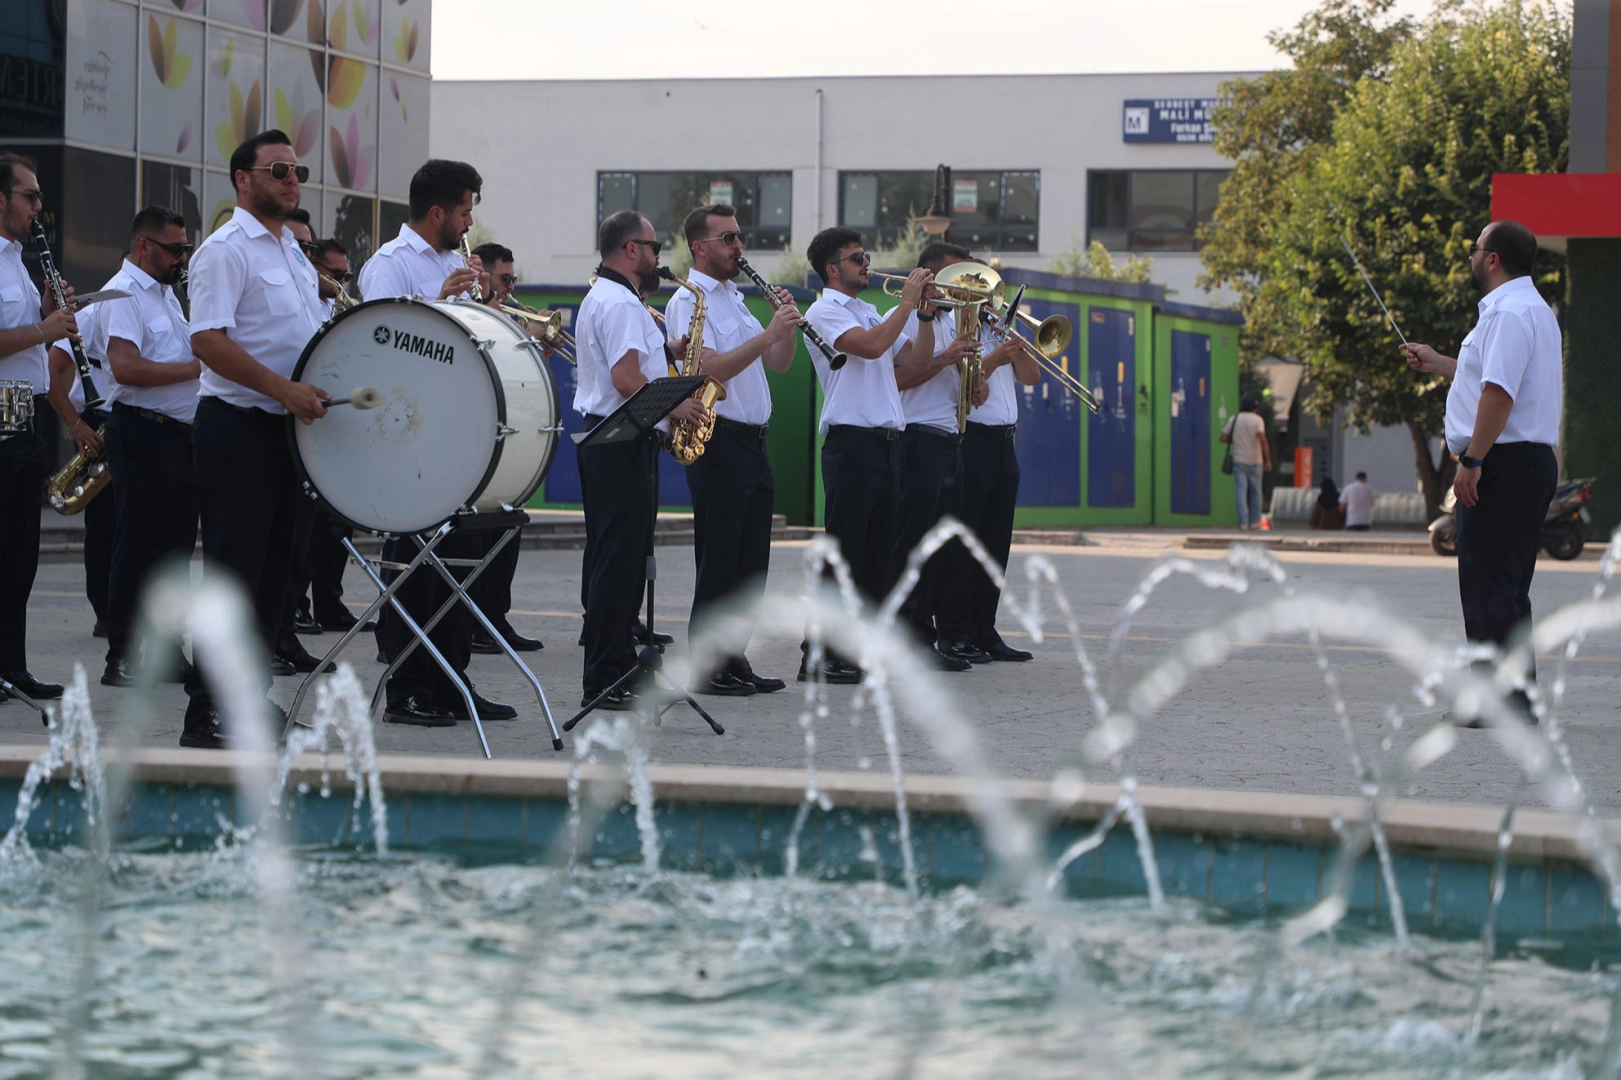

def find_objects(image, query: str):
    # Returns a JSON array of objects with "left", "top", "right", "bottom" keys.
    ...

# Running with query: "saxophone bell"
[{"left": 659, "top": 267, "right": 726, "bottom": 465}]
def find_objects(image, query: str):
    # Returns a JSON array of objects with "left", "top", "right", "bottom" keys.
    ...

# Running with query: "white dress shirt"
[
  {"left": 0, "top": 235, "right": 47, "bottom": 393},
  {"left": 1445, "top": 275, "right": 1562, "bottom": 453},
  {"left": 970, "top": 361, "right": 1018, "bottom": 426},
  {"left": 61, "top": 293, "right": 115, "bottom": 413},
  {"left": 803, "top": 289, "right": 908, "bottom": 435},
  {"left": 896, "top": 307, "right": 959, "bottom": 431},
  {"left": 573, "top": 273, "right": 669, "bottom": 426},
  {"left": 358, "top": 223, "right": 468, "bottom": 301},
  {"left": 94, "top": 260, "right": 195, "bottom": 422},
  {"left": 188, "top": 206, "right": 323, "bottom": 413},
  {"left": 662, "top": 268, "right": 772, "bottom": 426},
  {"left": 321, "top": 297, "right": 336, "bottom": 321}
]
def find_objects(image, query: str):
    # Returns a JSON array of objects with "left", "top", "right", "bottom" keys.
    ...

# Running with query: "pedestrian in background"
[
  {"left": 1310, "top": 478, "right": 1345, "bottom": 530},
  {"left": 1340, "top": 471, "right": 1376, "bottom": 531},
  {"left": 1402, "top": 220, "right": 1561, "bottom": 723},
  {"left": 1221, "top": 396, "right": 1271, "bottom": 530}
]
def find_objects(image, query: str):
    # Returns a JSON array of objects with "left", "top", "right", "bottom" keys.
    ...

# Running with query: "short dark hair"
[
  {"left": 1355, "top": 471, "right": 1367, "bottom": 480},
  {"left": 228, "top": 130, "right": 294, "bottom": 192},
  {"left": 408, "top": 159, "right": 482, "bottom": 219},
  {"left": 598, "top": 210, "right": 649, "bottom": 259},
  {"left": 918, "top": 241, "right": 971, "bottom": 271},
  {"left": 131, "top": 205, "right": 185, "bottom": 240},
  {"left": 287, "top": 206, "right": 312, "bottom": 227},
  {"left": 472, "top": 241, "right": 513, "bottom": 266},
  {"left": 1240, "top": 395, "right": 1259, "bottom": 412},
  {"left": 0, "top": 152, "right": 39, "bottom": 196},
  {"left": 683, "top": 203, "right": 737, "bottom": 248},
  {"left": 315, "top": 238, "right": 347, "bottom": 261},
  {"left": 1483, "top": 220, "right": 1537, "bottom": 278},
  {"left": 808, "top": 226, "right": 863, "bottom": 287}
]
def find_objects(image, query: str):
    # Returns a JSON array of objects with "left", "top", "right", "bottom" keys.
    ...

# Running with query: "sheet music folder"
[{"left": 572, "top": 375, "right": 709, "bottom": 446}]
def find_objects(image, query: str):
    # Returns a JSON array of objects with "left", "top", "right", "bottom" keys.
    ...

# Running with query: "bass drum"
[{"left": 290, "top": 297, "right": 560, "bottom": 535}]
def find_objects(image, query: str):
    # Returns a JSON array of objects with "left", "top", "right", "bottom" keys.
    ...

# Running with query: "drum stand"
[{"left": 281, "top": 508, "right": 564, "bottom": 758}]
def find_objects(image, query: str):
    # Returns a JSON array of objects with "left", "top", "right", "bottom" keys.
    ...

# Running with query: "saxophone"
[{"left": 660, "top": 268, "right": 726, "bottom": 465}]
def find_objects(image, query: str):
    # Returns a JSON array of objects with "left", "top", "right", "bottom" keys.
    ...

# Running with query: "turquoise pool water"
[{"left": 0, "top": 846, "right": 1609, "bottom": 1078}]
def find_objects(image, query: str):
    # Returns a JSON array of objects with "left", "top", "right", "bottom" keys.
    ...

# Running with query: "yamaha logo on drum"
[
  {"left": 369, "top": 326, "right": 456, "bottom": 365},
  {"left": 373, "top": 325, "right": 390, "bottom": 345}
]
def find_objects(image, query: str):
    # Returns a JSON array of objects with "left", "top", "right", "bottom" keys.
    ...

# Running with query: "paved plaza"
[{"left": 6, "top": 531, "right": 1620, "bottom": 810}]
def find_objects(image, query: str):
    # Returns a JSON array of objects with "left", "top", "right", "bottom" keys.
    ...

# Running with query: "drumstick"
[
  {"left": 1339, "top": 234, "right": 1408, "bottom": 345},
  {"left": 325, "top": 386, "right": 381, "bottom": 409}
]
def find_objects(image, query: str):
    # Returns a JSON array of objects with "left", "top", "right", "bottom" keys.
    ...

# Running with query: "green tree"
[
  {"left": 1204, "top": 0, "right": 1569, "bottom": 515},
  {"left": 1050, "top": 239, "right": 1155, "bottom": 284}
]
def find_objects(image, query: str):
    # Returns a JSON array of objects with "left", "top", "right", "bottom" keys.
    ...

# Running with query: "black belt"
[
  {"left": 114, "top": 401, "right": 192, "bottom": 430},
  {"left": 199, "top": 395, "right": 278, "bottom": 418},
  {"left": 968, "top": 422, "right": 1017, "bottom": 438},
  {"left": 907, "top": 423, "right": 963, "bottom": 445},
  {"left": 715, "top": 416, "right": 769, "bottom": 439},
  {"left": 827, "top": 424, "right": 900, "bottom": 441}
]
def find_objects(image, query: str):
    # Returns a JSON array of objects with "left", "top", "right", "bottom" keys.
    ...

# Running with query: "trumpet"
[
  {"left": 497, "top": 297, "right": 576, "bottom": 365},
  {"left": 870, "top": 267, "right": 1005, "bottom": 310},
  {"left": 458, "top": 236, "right": 484, "bottom": 302}
]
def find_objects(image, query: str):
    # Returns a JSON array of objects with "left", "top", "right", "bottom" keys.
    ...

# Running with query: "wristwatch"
[
  {"left": 916, "top": 311, "right": 936, "bottom": 322},
  {"left": 1459, "top": 454, "right": 1483, "bottom": 469}
]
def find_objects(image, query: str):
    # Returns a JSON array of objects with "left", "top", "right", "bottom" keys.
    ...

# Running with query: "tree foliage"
[
  {"left": 1203, "top": 0, "right": 1570, "bottom": 512},
  {"left": 1050, "top": 239, "right": 1156, "bottom": 284}
]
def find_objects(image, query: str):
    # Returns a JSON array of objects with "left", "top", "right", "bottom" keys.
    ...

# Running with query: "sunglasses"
[
  {"left": 497, "top": 273, "right": 517, "bottom": 287},
  {"left": 1468, "top": 241, "right": 1495, "bottom": 258},
  {"left": 699, "top": 230, "right": 745, "bottom": 247},
  {"left": 148, "top": 239, "right": 194, "bottom": 258},
  {"left": 6, "top": 189, "right": 42, "bottom": 206},
  {"left": 838, "top": 250, "right": 872, "bottom": 266},
  {"left": 320, "top": 266, "right": 352, "bottom": 283},
  {"left": 628, "top": 238, "right": 663, "bottom": 255},
  {"left": 252, "top": 161, "right": 310, "bottom": 183}
]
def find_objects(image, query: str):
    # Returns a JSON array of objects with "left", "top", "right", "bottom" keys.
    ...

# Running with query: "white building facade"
[{"left": 429, "top": 72, "right": 1252, "bottom": 300}]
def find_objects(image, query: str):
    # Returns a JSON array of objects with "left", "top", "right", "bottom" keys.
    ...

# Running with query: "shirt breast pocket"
[
  {"left": 257, "top": 269, "right": 302, "bottom": 316},
  {"left": 0, "top": 284, "right": 24, "bottom": 312},
  {"left": 145, "top": 314, "right": 172, "bottom": 339}
]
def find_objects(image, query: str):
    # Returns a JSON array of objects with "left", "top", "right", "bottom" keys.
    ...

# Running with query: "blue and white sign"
[{"left": 1122, "top": 98, "right": 1219, "bottom": 144}]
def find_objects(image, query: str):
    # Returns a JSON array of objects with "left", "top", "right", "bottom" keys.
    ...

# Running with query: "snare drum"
[
  {"left": 290, "top": 298, "right": 561, "bottom": 535},
  {"left": 0, "top": 380, "right": 33, "bottom": 437}
]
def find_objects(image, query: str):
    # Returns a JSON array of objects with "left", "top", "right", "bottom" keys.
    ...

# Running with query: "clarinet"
[
  {"left": 30, "top": 221, "right": 103, "bottom": 409},
  {"left": 735, "top": 256, "right": 847, "bottom": 371}
]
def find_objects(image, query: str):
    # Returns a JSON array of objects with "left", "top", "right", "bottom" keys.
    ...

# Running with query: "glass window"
[
  {"left": 378, "top": 72, "right": 429, "bottom": 200},
  {"left": 1087, "top": 170, "right": 1229, "bottom": 252},
  {"left": 64, "top": 0, "right": 138, "bottom": 152},
  {"left": 141, "top": 161, "right": 203, "bottom": 242},
  {"left": 203, "top": 168, "right": 237, "bottom": 236},
  {"left": 211, "top": 0, "right": 269, "bottom": 30},
  {"left": 63, "top": 147, "right": 135, "bottom": 286},
  {"left": 378, "top": 199, "right": 409, "bottom": 251},
  {"left": 139, "top": 13, "right": 204, "bottom": 161},
  {"left": 269, "top": 41, "right": 324, "bottom": 184},
  {"left": 594, "top": 172, "right": 794, "bottom": 250},
  {"left": 836, "top": 170, "right": 1040, "bottom": 251},
  {"left": 325, "top": 60, "right": 378, "bottom": 191},
  {"left": 383, "top": 0, "right": 430, "bottom": 73},
  {"left": 206, "top": 26, "right": 267, "bottom": 170},
  {"left": 325, "top": 191, "right": 376, "bottom": 283}
]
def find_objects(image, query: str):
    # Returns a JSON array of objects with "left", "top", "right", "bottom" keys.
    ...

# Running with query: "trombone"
[
  {"left": 981, "top": 288, "right": 1099, "bottom": 414},
  {"left": 497, "top": 296, "right": 577, "bottom": 366}
]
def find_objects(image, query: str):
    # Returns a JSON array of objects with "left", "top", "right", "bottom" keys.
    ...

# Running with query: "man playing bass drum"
[{"left": 663, "top": 203, "right": 801, "bottom": 696}]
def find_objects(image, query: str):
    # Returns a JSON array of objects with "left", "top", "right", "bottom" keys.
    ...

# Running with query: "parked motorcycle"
[{"left": 1428, "top": 476, "right": 1596, "bottom": 560}]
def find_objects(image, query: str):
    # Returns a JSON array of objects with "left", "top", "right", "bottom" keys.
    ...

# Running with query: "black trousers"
[
  {"left": 889, "top": 426, "right": 963, "bottom": 645},
  {"left": 686, "top": 422, "right": 774, "bottom": 669},
  {"left": 80, "top": 405, "right": 113, "bottom": 625},
  {"left": 377, "top": 526, "right": 480, "bottom": 706},
  {"left": 474, "top": 526, "right": 521, "bottom": 629},
  {"left": 937, "top": 422, "right": 1020, "bottom": 646},
  {"left": 183, "top": 397, "right": 300, "bottom": 728},
  {"left": 578, "top": 429, "right": 655, "bottom": 692},
  {"left": 822, "top": 425, "right": 900, "bottom": 607},
  {"left": 103, "top": 405, "right": 198, "bottom": 664},
  {"left": 307, "top": 511, "right": 353, "bottom": 625},
  {"left": 1456, "top": 442, "right": 1558, "bottom": 670},
  {"left": 0, "top": 401, "right": 46, "bottom": 673},
  {"left": 276, "top": 492, "right": 321, "bottom": 644}
]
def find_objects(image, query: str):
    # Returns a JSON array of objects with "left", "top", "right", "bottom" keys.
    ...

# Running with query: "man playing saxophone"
[
  {"left": 574, "top": 210, "right": 708, "bottom": 708},
  {"left": 312, "top": 238, "right": 352, "bottom": 320},
  {"left": 664, "top": 204, "right": 801, "bottom": 697}
]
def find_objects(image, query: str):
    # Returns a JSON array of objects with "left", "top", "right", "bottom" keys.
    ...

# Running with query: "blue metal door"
[
  {"left": 1169, "top": 330, "right": 1211, "bottom": 515},
  {"left": 1086, "top": 307, "right": 1136, "bottom": 508},
  {"left": 1013, "top": 298, "right": 1083, "bottom": 506}
]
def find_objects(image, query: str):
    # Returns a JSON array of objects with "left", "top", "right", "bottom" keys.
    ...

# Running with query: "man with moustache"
[
  {"left": 182, "top": 130, "right": 329, "bottom": 747},
  {"left": 0, "top": 152, "right": 79, "bottom": 704}
]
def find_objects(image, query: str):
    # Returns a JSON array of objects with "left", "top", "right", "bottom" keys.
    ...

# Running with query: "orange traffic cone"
[{"left": 1260, "top": 515, "right": 1272, "bottom": 531}]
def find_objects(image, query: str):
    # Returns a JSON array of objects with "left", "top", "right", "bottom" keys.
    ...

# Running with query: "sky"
[{"left": 431, "top": 0, "right": 1438, "bottom": 82}]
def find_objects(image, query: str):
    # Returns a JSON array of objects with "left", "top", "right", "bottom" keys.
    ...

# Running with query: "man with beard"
[
  {"left": 86, "top": 207, "right": 203, "bottom": 688},
  {"left": 573, "top": 210, "right": 708, "bottom": 708},
  {"left": 356, "top": 159, "right": 516, "bottom": 729},
  {"left": 182, "top": 130, "right": 329, "bottom": 747},
  {"left": 663, "top": 204, "right": 801, "bottom": 696},
  {"left": 1402, "top": 220, "right": 1561, "bottom": 724}
]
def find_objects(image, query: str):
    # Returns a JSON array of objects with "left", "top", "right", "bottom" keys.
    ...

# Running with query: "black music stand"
[{"left": 562, "top": 377, "right": 724, "bottom": 737}]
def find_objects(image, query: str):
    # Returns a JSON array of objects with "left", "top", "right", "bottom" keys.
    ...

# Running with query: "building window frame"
[
  {"left": 1086, "top": 168, "right": 1229, "bottom": 253},
  {"left": 835, "top": 169, "right": 1040, "bottom": 253},
  {"left": 595, "top": 170, "right": 794, "bottom": 252}
]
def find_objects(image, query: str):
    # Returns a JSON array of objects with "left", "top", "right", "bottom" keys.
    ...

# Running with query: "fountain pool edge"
[{"left": 0, "top": 746, "right": 1610, "bottom": 941}]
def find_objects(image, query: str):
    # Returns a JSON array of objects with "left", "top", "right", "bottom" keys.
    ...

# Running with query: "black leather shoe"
[
  {"left": 0, "top": 685, "right": 9, "bottom": 702},
  {"left": 383, "top": 695, "right": 457, "bottom": 727},
  {"left": 929, "top": 649, "right": 972, "bottom": 672},
  {"left": 269, "top": 657, "right": 297, "bottom": 677},
  {"left": 440, "top": 688, "right": 518, "bottom": 721},
  {"left": 293, "top": 613, "right": 322, "bottom": 635},
  {"left": 695, "top": 671, "right": 757, "bottom": 697},
  {"left": 796, "top": 658, "right": 862, "bottom": 685},
  {"left": 942, "top": 640, "right": 993, "bottom": 664},
  {"left": 375, "top": 650, "right": 390, "bottom": 665},
  {"left": 500, "top": 628, "right": 543, "bottom": 652},
  {"left": 633, "top": 620, "right": 674, "bottom": 647},
  {"left": 469, "top": 632, "right": 503, "bottom": 655},
  {"left": 92, "top": 619, "right": 108, "bottom": 639},
  {"left": 729, "top": 660, "right": 786, "bottom": 694},
  {"left": 1, "top": 672, "right": 63, "bottom": 699},
  {"left": 980, "top": 639, "right": 1034, "bottom": 663},
  {"left": 274, "top": 644, "right": 335, "bottom": 674},
  {"left": 179, "top": 713, "right": 228, "bottom": 749},
  {"left": 582, "top": 685, "right": 639, "bottom": 711},
  {"left": 101, "top": 658, "right": 139, "bottom": 687},
  {"left": 316, "top": 612, "right": 359, "bottom": 632}
]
